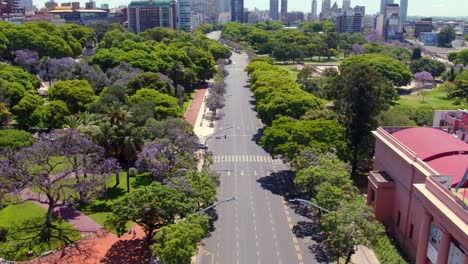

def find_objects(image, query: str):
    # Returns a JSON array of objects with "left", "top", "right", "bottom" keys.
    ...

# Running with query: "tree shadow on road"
[{"left": 252, "top": 127, "right": 266, "bottom": 144}]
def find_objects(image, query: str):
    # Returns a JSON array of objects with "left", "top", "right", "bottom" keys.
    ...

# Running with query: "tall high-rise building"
[
  {"left": 231, "top": 0, "right": 244, "bottom": 22},
  {"left": 280, "top": 0, "right": 287, "bottom": 21},
  {"left": 177, "top": 0, "right": 191, "bottom": 30},
  {"left": 400, "top": 0, "right": 408, "bottom": 24},
  {"left": 128, "top": 0, "right": 177, "bottom": 33},
  {"left": 380, "top": 0, "right": 394, "bottom": 14},
  {"left": 269, "top": 0, "right": 278, "bottom": 20},
  {"left": 20, "top": 0, "right": 33, "bottom": 10},
  {"left": 320, "top": 0, "right": 331, "bottom": 20},
  {"left": 342, "top": 0, "right": 351, "bottom": 12},
  {"left": 311, "top": 0, "right": 317, "bottom": 21},
  {"left": 335, "top": 5, "right": 365, "bottom": 33},
  {"left": 217, "top": 0, "right": 229, "bottom": 13}
]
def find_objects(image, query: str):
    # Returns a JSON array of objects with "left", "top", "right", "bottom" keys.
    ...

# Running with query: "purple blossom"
[
  {"left": 352, "top": 43, "right": 365, "bottom": 55},
  {"left": 366, "top": 30, "right": 382, "bottom": 43},
  {"left": 108, "top": 62, "right": 143, "bottom": 87},
  {"left": 414, "top": 71, "right": 434, "bottom": 83},
  {"left": 14, "top": 49, "right": 40, "bottom": 74},
  {"left": 47, "top": 58, "right": 110, "bottom": 92},
  {"left": 0, "top": 129, "right": 120, "bottom": 225}
]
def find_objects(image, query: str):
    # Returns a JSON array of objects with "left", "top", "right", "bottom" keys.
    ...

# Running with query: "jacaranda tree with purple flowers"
[
  {"left": 351, "top": 43, "right": 365, "bottom": 55},
  {"left": 0, "top": 129, "right": 120, "bottom": 226},
  {"left": 414, "top": 71, "right": 434, "bottom": 86},
  {"left": 14, "top": 49, "right": 40, "bottom": 74}
]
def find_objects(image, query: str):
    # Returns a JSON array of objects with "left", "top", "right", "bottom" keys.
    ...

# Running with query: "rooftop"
[
  {"left": 128, "top": 0, "right": 174, "bottom": 8},
  {"left": 391, "top": 127, "right": 468, "bottom": 188}
]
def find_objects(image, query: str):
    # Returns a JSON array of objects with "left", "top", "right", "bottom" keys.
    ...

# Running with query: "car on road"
[{"left": 198, "top": 144, "right": 208, "bottom": 150}]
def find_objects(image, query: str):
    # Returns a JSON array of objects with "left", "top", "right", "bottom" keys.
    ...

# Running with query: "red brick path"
[{"left": 184, "top": 89, "right": 207, "bottom": 127}]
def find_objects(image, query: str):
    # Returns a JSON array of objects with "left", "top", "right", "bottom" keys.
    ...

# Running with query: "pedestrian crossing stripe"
[{"left": 212, "top": 155, "right": 282, "bottom": 163}]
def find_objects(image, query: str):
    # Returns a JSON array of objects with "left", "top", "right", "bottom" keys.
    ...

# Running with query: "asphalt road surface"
[{"left": 198, "top": 42, "right": 322, "bottom": 264}]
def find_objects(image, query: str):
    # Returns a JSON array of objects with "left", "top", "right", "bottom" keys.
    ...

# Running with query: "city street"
[{"left": 197, "top": 43, "right": 322, "bottom": 264}]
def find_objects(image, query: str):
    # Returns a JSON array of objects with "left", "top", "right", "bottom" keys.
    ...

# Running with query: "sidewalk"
[
  {"left": 18, "top": 188, "right": 102, "bottom": 237},
  {"left": 351, "top": 245, "right": 380, "bottom": 264}
]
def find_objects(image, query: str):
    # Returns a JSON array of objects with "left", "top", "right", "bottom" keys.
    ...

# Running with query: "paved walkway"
[
  {"left": 18, "top": 188, "right": 102, "bottom": 237},
  {"left": 352, "top": 245, "right": 380, "bottom": 264},
  {"left": 184, "top": 88, "right": 207, "bottom": 127}
]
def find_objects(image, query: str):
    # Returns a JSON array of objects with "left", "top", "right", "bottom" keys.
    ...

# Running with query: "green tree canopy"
[
  {"left": 410, "top": 58, "right": 447, "bottom": 77},
  {"left": 340, "top": 54, "right": 412, "bottom": 86},
  {"left": 126, "top": 72, "right": 173, "bottom": 96},
  {"left": 11, "top": 91, "right": 43, "bottom": 129},
  {"left": 47, "top": 80, "right": 95, "bottom": 114},
  {"left": 260, "top": 117, "right": 347, "bottom": 161},
  {"left": 0, "top": 129, "right": 33, "bottom": 149},
  {"left": 106, "top": 182, "right": 196, "bottom": 239},
  {"left": 129, "top": 89, "right": 180, "bottom": 119},
  {"left": 334, "top": 63, "right": 397, "bottom": 177},
  {"left": 151, "top": 215, "right": 210, "bottom": 264},
  {"left": 42, "top": 100, "right": 70, "bottom": 129},
  {"left": 438, "top": 27, "right": 456, "bottom": 48},
  {"left": 0, "top": 64, "right": 40, "bottom": 107}
]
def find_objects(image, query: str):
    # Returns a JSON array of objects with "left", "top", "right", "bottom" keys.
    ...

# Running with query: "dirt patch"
[{"left": 23, "top": 224, "right": 151, "bottom": 264}]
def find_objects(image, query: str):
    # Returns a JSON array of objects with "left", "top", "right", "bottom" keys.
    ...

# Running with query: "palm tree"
[
  {"left": 106, "top": 102, "right": 132, "bottom": 126},
  {"left": 115, "top": 123, "right": 142, "bottom": 192},
  {"left": 168, "top": 61, "right": 186, "bottom": 105}
]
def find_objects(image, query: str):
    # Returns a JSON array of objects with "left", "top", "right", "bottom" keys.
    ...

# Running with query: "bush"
[
  {"left": 372, "top": 232, "right": 411, "bottom": 264},
  {"left": 0, "top": 227, "right": 8, "bottom": 242}
]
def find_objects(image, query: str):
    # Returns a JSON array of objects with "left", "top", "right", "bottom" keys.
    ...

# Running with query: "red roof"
[
  {"left": 392, "top": 127, "right": 468, "bottom": 161},
  {"left": 392, "top": 127, "right": 468, "bottom": 187},
  {"left": 428, "top": 155, "right": 468, "bottom": 188}
]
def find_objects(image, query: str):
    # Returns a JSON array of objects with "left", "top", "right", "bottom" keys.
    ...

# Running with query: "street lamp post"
[
  {"left": 195, "top": 197, "right": 236, "bottom": 215},
  {"left": 288, "top": 198, "right": 331, "bottom": 214}
]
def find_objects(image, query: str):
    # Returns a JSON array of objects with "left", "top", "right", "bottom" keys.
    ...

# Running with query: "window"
[
  {"left": 409, "top": 224, "right": 414, "bottom": 239},
  {"left": 370, "top": 189, "right": 375, "bottom": 203},
  {"left": 397, "top": 211, "right": 401, "bottom": 227}
]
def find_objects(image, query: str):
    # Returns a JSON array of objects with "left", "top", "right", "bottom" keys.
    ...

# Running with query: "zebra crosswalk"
[{"left": 213, "top": 155, "right": 282, "bottom": 164}]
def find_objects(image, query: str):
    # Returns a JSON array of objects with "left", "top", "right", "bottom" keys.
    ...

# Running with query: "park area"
[{"left": 0, "top": 172, "right": 150, "bottom": 262}]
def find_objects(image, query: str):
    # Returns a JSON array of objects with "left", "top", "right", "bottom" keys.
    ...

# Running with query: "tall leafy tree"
[
  {"left": 152, "top": 215, "right": 210, "bottom": 264},
  {"left": 438, "top": 27, "right": 456, "bottom": 48},
  {"left": 334, "top": 64, "right": 396, "bottom": 178},
  {"left": 106, "top": 182, "right": 196, "bottom": 240},
  {"left": 0, "top": 130, "right": 119, "bottom": 226}
]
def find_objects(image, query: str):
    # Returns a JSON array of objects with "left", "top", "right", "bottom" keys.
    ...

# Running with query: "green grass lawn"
[
  {"left": 79, "top": 172, "right": 136, "bottom": 234},
  {"left": 182, "top": 90, "right": 196, "bottom": 115},
  {"left": 276, "top": 65, "right": 300, "bottom": 81},
  {"left": 396, "top": 88, "right": 468, "bottom": 109},
  {"left": 0, "top": 202, "right": 81, "bottom": 261}
]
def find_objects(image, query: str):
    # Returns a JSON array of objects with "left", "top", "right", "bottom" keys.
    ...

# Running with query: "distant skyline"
[{"left": 32, "top": 0, "right": 468, "bottom": 17}]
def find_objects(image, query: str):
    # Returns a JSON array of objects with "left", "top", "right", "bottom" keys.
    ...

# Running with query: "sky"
[{"left": 33, "top": 0, "right": 468, "bottom": 17}]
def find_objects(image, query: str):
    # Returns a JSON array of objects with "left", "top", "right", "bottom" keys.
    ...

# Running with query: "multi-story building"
[
  {"left": 342, "top": 0, "right": 351, "bottom": 13},
  {"left": 434, "top": 109, "right": 468, "bottom": 143},
  {"left": 101, "top": 4, "right": 109, "bottom": 10},
  {"left": 375, "top": 3, "right": 402, "bottom": 41},
  {"left": 400, "top": 0, "right": 408, "bottom": 24},
  {"left": 380, "top": 0, "right": 394, "bottom": 14},
  {"left": 269, "top": 0, "right": 278, "bottom": 20},
  {"left": 217, "top": 0, "right": 229, "bottom": 13},
  {"left": 231, "top": 0, "right": 243, "bottom": 23},
  {"left": 335, "top": 5, "right": 365, "bottom": 34},
  {"left": 85, "top": 0, "right": 96, "bottom": 9},
  {"left": 320, "top": 0, "right": 330, "bottom": 20},
  {"left": 310, "top": 0, "right": 317, "bottom": 21},
  {"left": 462, "top": 23, "right": 468, "bottom": 37},
  {"left": 190, "top": 11, "right": 203, "bottom": 30},
  {"left": 177, "top": 0, "right": 191, "bottom": 30},
  {"left": 20, "top": 0, "right": 33, "bottom": 10},
  {"left": 367, "top": 126, "right": 468, "bottom": 263},
  {"left": 128, "top": 0, "right": 176, "bottom": 33},
  {"left": 44, "top": 0, "right": 58, "bottom": 11},
  {"left": 280, "top": 0, "right": 287, "bottom": 21},
  {"left": 285, "top": 11, "right": 304, "bottom": 26},
  {"left": 419, "top": 32, "right": 438, "bottom": 46},
  {"left": 414, "top": 18, "right": 433, "bottom": 37}
]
